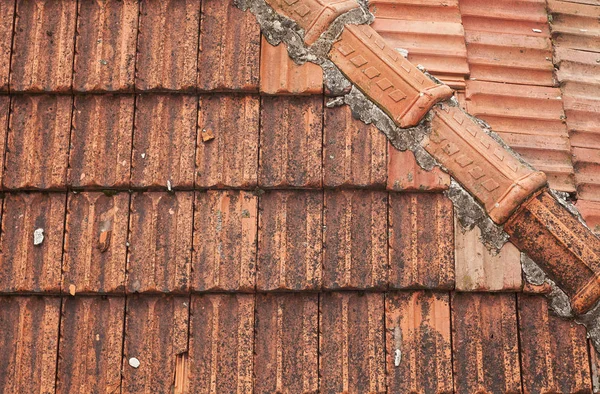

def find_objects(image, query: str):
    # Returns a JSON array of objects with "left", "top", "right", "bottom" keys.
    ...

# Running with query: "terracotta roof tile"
[
  {"left": 385, "top": 291, "right": 453, "bottom": 393},
  {"left": 5, "top": 95, "right": 72, "bottom": 190},
  {"left": 127, "top": 192, "right": 193, "bottom": 294},
  {"left": 259, "top": 96, "right": 323, "bottom": 189},
  {"left": 260, "top": 37, "right": 323, "bottom": 95},
  {"left": 57, "top": 296, "right": 125, "bottom": 394},
  {"left": 548, "top": 0, "right": 600, "bottom": 52},
  {"left": 0, "top": 296, "right": 60, "bottom": 393},
  {"left": 389, "top": 192, "right": 454, "bottom": 289},
  {"left": 452, "top": 293, "right": 522, "bottom": 393},
  {"left": 0, "top": 1, "right": 14, "bottom": 92},
  {"left": 320, "top": 292, "right": 386, "bottom": 393},
  {"left": 323, "top": 190, "right": 387, "bottom": 290},
  {"left": 73, "top": 0, "right": 138, "bottom": 92},
  {"left": 518, "top": 293, "right": 592, "bottom": 393},
  {"left": 122, "top": 294, "right": 189, "bottom": 393},
  {"left": 0, "top": 193, "right": 65, "bottom": 293},
  {"left": 0, "top": 96, "right": 8, "bottom": 187},
  {"left": 387, "top": 145, "right": 450, "bottom": 191},
  {"left": 131, "top": 94, "right": 197, "bottom": 189},
  {"left": 135, "top": 0, "right": 200, "bottom": 91},
  {"left": 197, "top": 0, "right": 260, "bottom": 92},
  {"left": 69, "top": 94, "right": 134, "bottom": 189},
  {"left": 254, "top": 293, "right": 319, "bottom": 393},
  {"left": 187, "top": 294, "right": 254, "bottom": 393},
  {"left": 63, "top": 192, "right": 129, "bottom": 294},
  {"left": 193, "top": 190, "right": 257, "bottom": 292},
  {"left": 577, "top": 199, "right": 600, "bottom": 234},
  {"left": 196, "top": 94, "right": 259, "bottom": 188},
  {"left": 573, "top": 146, "right": 600, "bottom": 201},
  {"left": 10, "top": 0, "right": 76, "bottom": 92},
  {"left": 323, "top": 105, "right": 387, "bottom": 188},
  {"left": 257, "top": 190, "right": 322, "bottom": 291}
]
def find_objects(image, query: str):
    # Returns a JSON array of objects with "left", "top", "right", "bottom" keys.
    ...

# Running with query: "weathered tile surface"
[
  {"left": 386, "top": 291, "right": 453, "bottom": 393},
  {"left": 5, "top": 95, "right": 72, "bottom": 190},
  {"left": 323, "top": 190, "right": 387, "bottom": 290},
  {"left": 259, "top": 96, "right": 323, "bottom": 188},
  {"left": 136, "top": 0, "right": 200, "bottom": 91},
  {"left": 323, "top": 105, "right": 387, "bottom": 188},
  {"left": 577, "top": 199, "right": 600, "bottom": 235},
  {"left": 258, "top": 190, "right": 323, "bottom": 291},
  {"left": 74, "top": 0, "right": 139, "bottom": 92},
  {"left": 57, "top": 296, "right": 125, "bottom": 394},
  {"left": 11, "top": 0, "right": 77, "bottom": 92},
  {"left": 69, "top": 94, "right": 134, "bottom": 188},
  {"left": 132, "top": 94, "right": 197, "bottom": 189},
  {"left": 127, "top": 192, "right": 193, "bottom": 294},
  {"left": 0, "top": 0, "right": 15, "bottom": 91},
  {"left": 548, "top": 0, "right": 600, "bottom": 52},
  {"left": 196, "top": 94, "right": 259, "bottom": 188},
  {"left": 0, "top": 193, "right": 65, "bottom": 293},
  {"left": 254, "top": 293, "right": 319, "bottom": 393},
  {"left": 389, "top": 192, "right": 454, "bottom": 289},
  {"left": 187, "top": 294, "right": 254, "bottom": 393},
  {"left": 193, "top": 190, "right": 257, "bottom": 292},
  {"left": 0, "top": 96, "right": 9, "bottom": 186},
  {"left": 387, "top": 145, "right": 450, "bottom": 191}
]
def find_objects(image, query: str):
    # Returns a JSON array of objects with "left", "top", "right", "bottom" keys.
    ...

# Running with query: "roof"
[{"left": 0, "top": 0, "right": 599, "bottom": 392}]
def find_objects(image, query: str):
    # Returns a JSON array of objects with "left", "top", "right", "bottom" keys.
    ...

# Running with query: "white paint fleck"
[
  {"left": 167, "top": 180, "right": 172, "bottom": 192},
  {"left": 129, "top": 357, "right": 140, "bottom": 368},
  {"left": 33, "top": 228, "right": 44, "bottom": 246},
  {"left": 395, "top": 47, "right": 409, "bottom": 58},
  {"left": 141, "top": 153, "right": 146, "bottom": 159},
  {"left": 532, "top": 28, "right": 542, "bottom": 33},
  {"left": 394, "top": 349, "right": 402, "bottom": 367}
]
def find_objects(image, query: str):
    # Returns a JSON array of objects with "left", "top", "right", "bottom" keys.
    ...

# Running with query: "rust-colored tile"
[
  {"left": 258, "top": 190, "right": 322, "bottom": 291},
  {"left": 259, "top": 96, "right": 323, "bottom": 188},
  {"left": 0, "top": 193, "right": 65, "bottom": 293},
  {"left": 452, "top": 292, "right": 521, "bottom": 393},
  {"left": 196, "top": 94, "right": 259, "bottom": 188},
  {"left": 135, "top": 0, "right": 199, "bottom": 91},
  {"left": 389, "top": 192, "right": 454, "bottom": 289},
  {"left": 323, "top": 104, "right": 387, "bottom": 188},
  {"left": 69, "top": 95, "right": 133, "bottom": 189},
  {"left": 197, "top": 0, "right": 260, "bottom": 91},
  {"left": 187, "top": 294, "right": 254, "bottom": 393},
  {"left": 518, "top": 293, "right": 591, "bottom": 394},
  {"left": 0, "top": 96, "right": 9, "bottom": 187},
  {"left": 323, "top": 190, "right": 387, "bottom": 290},
  {"left": 0, "top": 0, "right": 15, "bottom": 91},
  {"left": 260, "top": 36, "right": 323, "bottom": 95},
  {"left": 127, "top": 192, "right": 193, "bottom": 294},
  {"left": 122, "top": 294, "right": 189, "bottom": 394},
  {"left": 455, "top": 218, "right": 522, "bottom": 291},
  {"left": 193, "top": 190, "right": 257, "bottom": 292},
  {"left": 0, "top": 296, "right": 60, "bottom": 393},
  {"left": 548, "top": 0, "right": 600, "bottom": 52},
  {"left": 387, "top": 145, "right": 450, "bottom": 191},
  {"left": 254, "top": 293, "right": 318, "bottom": 393},
  {"left": 577, "top": 199, "right": 600, "bottom": 235},
  {"left": 74, "top": 0, "right": 139, "bottom": 92},
  {"left": 11, "top": 0, "right": 77, "bottom": 92},
  {"left": 320, "top": 292, "right": 386, "bottom": 393},
  {"left": 57, "top": 296, "right": 125, "bottom": 394},
  {"left": 132, "top": 94, "right": 197, "bottom": 189},
  {"left": 386, "top": 291, "right": 453, "bottom": 393},
  {"left": 573, "top": 146, "right": 600, "bottom": 203},
  {"left": 5, "top": 95, "right": 72, "bottom": 190}
]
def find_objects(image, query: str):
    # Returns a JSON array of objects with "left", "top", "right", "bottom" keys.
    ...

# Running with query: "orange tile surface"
[
  {"left": 0, "top": 96, "right": 8, "bottom": 187},
  {"left": 0, "top": 0, "right": 15, "bottom": 91},
  {"left": 577, "top": 199, "right": 600, "bottom": 234},
  {"left": 387, "top": 145, "right": 450, "bottom": 191}
]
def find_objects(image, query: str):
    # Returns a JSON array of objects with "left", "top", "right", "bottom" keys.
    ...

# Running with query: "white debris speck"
[
  {"left": 167, "top": 180, "right": 172, "bottom": 191},
  {"left": 395, "top": 47, "right": 409, "bottom": 58},
  {"left": 33, "top": 228, "right": 44, "bottom": 245},
  {"left": 394, "top": 349, "right": 402, "bottom": 366},
  {"left": 141, "top": 153, "right": 146, "bottom": 159},
  {"left": 532, "top": 28, "right": 542, "bottom": 33},
  {"left": 129, "top": 357, "right": 140, "bottom": 368},
  {"left": 580, "top": 29, "right": 588, "bottom": 32}
]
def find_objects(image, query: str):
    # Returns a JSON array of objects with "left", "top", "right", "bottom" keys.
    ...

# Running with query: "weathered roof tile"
[
  {"left": 548, "top": 0, "right": 600, "bottom": 52},
  {"left": 577, "top": 199, "right": 600, "bottom": 235},
  {"left": 0, "top": 0, "right": 15, "bottom": 92},
  {"left": 0, "top": 96, "right": 8, "bottom": 186},
  {"left": 387, "top": 146, "right": 450, "bottom": 191}
]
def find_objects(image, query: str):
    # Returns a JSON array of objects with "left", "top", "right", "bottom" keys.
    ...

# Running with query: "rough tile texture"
[
  {"left": 69, "top": 94, "right": 134, "bottom": 188},
  {"left": 389, "top": 192, "right": 454, "bottom": 289},
  {"left": 0, "top": 96, "right": 9, "bottom": 186},
  {"left": 323, "top": 105, "right": 387, "bottom": 188},
  {"left": 386, "top": 291, "right": 453, "bottom": 393},
  {"left": 198, "top": 0, "right": 260, "bottom": 91},
  {"left": 387, "top": 145, "right": 450, "bottom": 191},
  {"left": 260, "top": 95, "right": 323, "bottom": 188},
  {"left": 135, "top": 0, "right": 199, "bottom": 91},
  {"left": 323, "top": 190, "right": 387, "bottom": 290},
  {"left": 320, "top": 292, "right": 386, "bottom": 393},
  {"left": 258, "top": 190, "right": 323, "bottom": 291},
  {"left": 57, "top": 296, "right": 125, "bottom": 394},
  {"left": 0, "top": 193, "right": 65, "bottom": 293},
  {"left": 187, "top": 294, "right": 254, "bottom": 393},
  {"left": 74, "top": 0, "right": 139, "bottom": 92},
  {"left": 193, "top": 190, "right": 257, "bottom": 292},
  {"left": 0, "top": 0, "right": 15, "bottom": 91},
  {"left": 452, "top": 293, "right": 521, "bottom": 393},
  {"left": 578, "top": 199, "right": 600, "bottom": 235},
  {"left": 132, "top": 94, "right": 197, "bottom": 189},
  {"left": 254, "top": 293, "right": 319, "bottom": 393},
  {"left": 11, "top": 0, "right": 77, "bottom": 92},
  {"left": 196, "top": 94, "right": 259, "bottom": 188},
  {"left": 5, "top": 95, "right": 72, "bottom": 190},
  {"left": 63, "top": 192, "right": 129, "bottom": 294}
]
